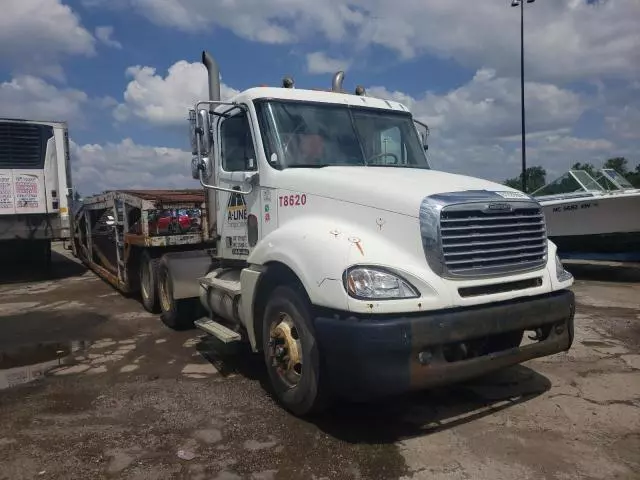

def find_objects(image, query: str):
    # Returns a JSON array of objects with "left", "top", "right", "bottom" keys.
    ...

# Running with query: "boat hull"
[
  {"left": 540, "top": 193, "right": 640, "bottom": 255},
  {"left": 550, "top": 232, "right": 640, "bottom": 255}
]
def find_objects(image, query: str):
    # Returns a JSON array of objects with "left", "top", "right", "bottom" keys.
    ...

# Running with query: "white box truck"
[
  {"left": 103, "top": 51, "right": 575, "bottom": 416},
  {"left": 0, "top": 118, "right": 73, "bottom": 266}
]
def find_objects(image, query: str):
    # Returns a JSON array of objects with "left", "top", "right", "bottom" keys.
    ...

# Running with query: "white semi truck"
[
  {"left": 0, "top": 117, "right": 73, "bottom": 266},
  {"left": 154, "top": 51, "right": 576, "bottom": 416}
]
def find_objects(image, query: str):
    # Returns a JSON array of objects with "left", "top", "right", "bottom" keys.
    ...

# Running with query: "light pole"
[{"left": 511, "top": 0, "right": 535, "bottom": 193}]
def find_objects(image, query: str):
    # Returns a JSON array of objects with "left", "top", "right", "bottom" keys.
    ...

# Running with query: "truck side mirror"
[
  {"left": 192, "top": 156, "right": 213, "bottom": 180},
  {"left": 197, "top": 109, "right": 212, "bottom": 156}
]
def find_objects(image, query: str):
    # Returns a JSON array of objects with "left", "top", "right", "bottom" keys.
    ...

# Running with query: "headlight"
[
  {"left": 555, "top": 255, "right": 572, "bottom": 282},
  {"left": 344, "top": 267, "right": 419, "bottom": 299}
]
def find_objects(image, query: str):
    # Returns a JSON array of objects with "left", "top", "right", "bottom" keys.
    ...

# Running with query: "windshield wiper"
[
  {"left": 367, "top": 164, "right": 427, "bottom": 168},
  {"left": 286, "top": 164, "right": 333, "bottom": 168}
]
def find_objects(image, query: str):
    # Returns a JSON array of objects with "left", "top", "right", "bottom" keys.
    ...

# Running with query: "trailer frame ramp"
[{"left": 70, "top": 189, "right": 214, "bottom": 298}]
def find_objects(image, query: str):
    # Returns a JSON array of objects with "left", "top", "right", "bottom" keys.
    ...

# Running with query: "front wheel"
[{"left": 262, "top": 285, "right": 328, "bottom": 416}]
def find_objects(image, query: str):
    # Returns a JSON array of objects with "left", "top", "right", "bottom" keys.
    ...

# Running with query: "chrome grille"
[{"left": 439, "top": 201, "right": 547, "bottom": 277}]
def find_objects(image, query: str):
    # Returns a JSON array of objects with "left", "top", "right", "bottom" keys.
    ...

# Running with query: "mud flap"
[{"left": 159, "top": 249, "right": 215, "bottom": 300}]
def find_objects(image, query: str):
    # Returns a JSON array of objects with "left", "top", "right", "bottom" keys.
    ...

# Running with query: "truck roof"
[
  {"left": 217, "top": 87, "right": 412, "bottom": 115},
  {"left": 0, "top": 117, "right": 68, "bottom": 128}
]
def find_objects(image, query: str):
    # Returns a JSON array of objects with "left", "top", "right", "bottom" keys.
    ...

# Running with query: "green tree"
[
  {"left": 601, "top": 157, "right": 640, "bottom": 188},
  {"left": 571, "top": 162, "right": 597, "bottom": 178},
  {"left": 504, "top": 177, "right": 521, "bottom": 190},
  {"left": 504, "top": 166, "right": 547, "bottom": 193},
  {"left": 626, "top": 163, "right": 640, "bottom": 188},
  {"left": 603, "top": 157, "right": 629, "bottom": 174}
]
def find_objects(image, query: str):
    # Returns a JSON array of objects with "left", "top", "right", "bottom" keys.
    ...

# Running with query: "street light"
[{"left": 511, "top": 0, "right": 535, "bottom": 193}]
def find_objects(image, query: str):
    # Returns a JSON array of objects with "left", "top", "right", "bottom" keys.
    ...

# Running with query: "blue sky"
[{"left": 1, "top": 0, "right": 638, "bottom": 195}]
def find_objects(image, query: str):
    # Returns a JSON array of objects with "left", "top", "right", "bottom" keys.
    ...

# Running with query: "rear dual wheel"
[
  {"left": 157, "top": 258, "right": 198, "bottom": 330},
  {"left": 139, "top": 250, "right": 160, "bottom": 313},
  {"left": 262, "top": 285, "right": 328, "bottom": 416}
]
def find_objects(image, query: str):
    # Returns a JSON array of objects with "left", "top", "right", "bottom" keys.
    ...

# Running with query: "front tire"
[
  {"left": 158, "top": 260, "right": 197, "bottom": 330},
  {"left": 262, "top": 285, "right": 328, "bottom": 416}
]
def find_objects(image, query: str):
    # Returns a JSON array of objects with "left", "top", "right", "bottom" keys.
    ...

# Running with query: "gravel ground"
[{"left": 0, "top": 244, "right": 638, "bottom": 480}]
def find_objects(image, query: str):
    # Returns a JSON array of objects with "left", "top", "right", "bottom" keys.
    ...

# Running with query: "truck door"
[{"left": 215, "top": 107, "right": 260, "bottom": 260}]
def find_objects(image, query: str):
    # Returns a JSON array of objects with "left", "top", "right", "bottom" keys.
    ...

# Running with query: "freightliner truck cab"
[{"left": 157, "top": 50, "right": 576, "bottom": 416}]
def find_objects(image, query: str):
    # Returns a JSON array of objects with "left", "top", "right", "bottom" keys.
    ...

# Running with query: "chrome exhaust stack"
[
  {"left": 202, "top": 51, "right": 221, "bottom": 103},
  {"left": 200, "top": 50, "right": 220, "bottom": 236},
  {"left": 331, "top": 71, "right": 345, "bottom": 92}
]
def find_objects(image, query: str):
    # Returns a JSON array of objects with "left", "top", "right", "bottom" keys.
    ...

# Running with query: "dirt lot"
[{"left": 0, "top": 244, "right": 638, "bottom": 480}]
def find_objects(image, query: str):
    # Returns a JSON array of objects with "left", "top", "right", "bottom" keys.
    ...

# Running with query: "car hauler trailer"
[
  {"left": 70, "top": 189, "right": 210, "bottom": 313},
  {"left": 97, "top": 50, "right": 576, "bottom": 416},
  {"left": 0, "top": 118, "right": 73, "bottom": 266}
]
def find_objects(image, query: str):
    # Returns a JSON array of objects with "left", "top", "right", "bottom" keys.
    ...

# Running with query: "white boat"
[{"left": 532, "top": 169, "right": 640, "bottom": 256}]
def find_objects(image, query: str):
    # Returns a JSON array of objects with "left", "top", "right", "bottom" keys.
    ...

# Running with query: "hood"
[{"left": 274, "top": 166, "right": 521, "bottom": 217}]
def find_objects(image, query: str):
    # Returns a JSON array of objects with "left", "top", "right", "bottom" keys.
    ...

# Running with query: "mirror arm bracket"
[
  {"left": 199, "top": 170, "right": 254, "bottom": 195},
  {"left": 413, "top": 118, "right": 430, "bottom": 152}
]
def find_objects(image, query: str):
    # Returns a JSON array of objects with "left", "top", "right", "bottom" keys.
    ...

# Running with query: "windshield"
[
  {"left": 531, "top": 170, "right": 605, "bottom": 197},
  {"left": 254, "top": 100, "right": 430, "bottom": 170},
  {"left": 572, "top": 170, "right": 605, "bottom": 192},
  {"left": 601, "top": 168, "right": 635, "bottom": 190}
]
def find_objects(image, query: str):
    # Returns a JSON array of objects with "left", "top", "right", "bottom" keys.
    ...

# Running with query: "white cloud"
[
  {"left": 306, "top": 52, "right": 350, "bottom": 75},
  {"left": 423, "top": 132, "right": 622, "bottom": 185},
  {"left": 134, "top": 0, "right": 293, "bottom": 44},
  {"left": 0, "top": 75, "right": 88, "bottom": 122},
  {"left": 606, "top": 106, "right": 640, "bottom": 140},
  {"left": 71, "top": 138, "right": 194, "bottom": 195},
  {"left": 95, "top": 26, "right": 122, "bottom": 49},
  {"left": 366, "top": 72, "right": 636, "bottom": 182},
  {"left": 83, "top": 0, "right": 639, "bottom": 83},
  {"left": 533, "top": 135, "right": 614, "bottom": 154},
  {"left": 106, "top": 59, "right": 636, "bottom": 187},
  {"left": 599, "top": 81, "right": 640, "bottom": 141},
  {"left": 115, "top": 59, "right": 584, "bottom": 140},
  {"left": 0, "top": 0, "right": 95, "bottom": 79},
  {"left": 114, "top": 60, "right": 239, "bottom": 126},
  {"left": 369, "top": 68, "right": 585, "bottom": 142}
]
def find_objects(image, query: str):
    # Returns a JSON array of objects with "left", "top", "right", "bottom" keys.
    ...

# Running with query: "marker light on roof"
[{"left": 282, "top": 77, "right": 294, "bottom": 88}]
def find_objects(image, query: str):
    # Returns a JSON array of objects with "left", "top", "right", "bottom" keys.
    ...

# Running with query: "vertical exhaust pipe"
[
  {"left": 332, "top": 71, "right": 345, "bottom": 92},
  {"left": 200, "top": 50, "right": 219, "bottom": 236},
  {"left": 202, "top": 51, "right": 221, "bottom": 102}
]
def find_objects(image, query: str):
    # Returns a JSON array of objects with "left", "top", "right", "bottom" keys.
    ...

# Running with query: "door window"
[{"left": 220, "top": 111, "right": 257, "bottom": 172}]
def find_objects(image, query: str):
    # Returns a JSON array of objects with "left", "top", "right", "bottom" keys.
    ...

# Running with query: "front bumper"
[{"left": 314, "top": 290, "right": 575, "bottom": 401}]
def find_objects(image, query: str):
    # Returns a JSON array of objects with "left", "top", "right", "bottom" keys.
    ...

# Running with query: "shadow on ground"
[
  {"left": 196, "top": 338, "right": 265, "bottom": 381},
  {"left": 566, "top": 261, "right": 640, "bottom": 283},
  {"left": 0, "top": 248, "right": 87, "bottom": 284},
  {"left": 310, "top": 365, "right": 550, "bottom": 444},
  {"left": 196, "top": 338, "right": 551, "bottom": 444}
]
